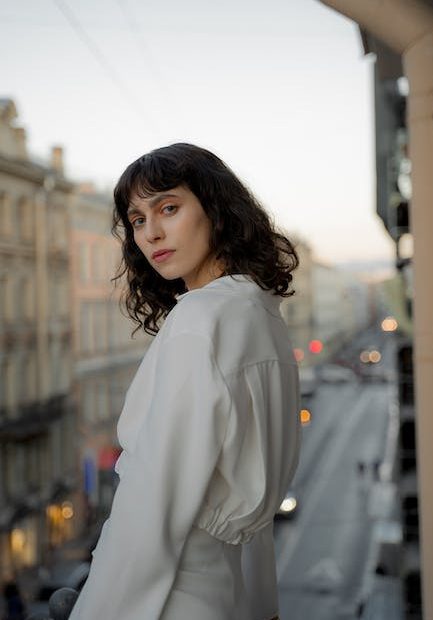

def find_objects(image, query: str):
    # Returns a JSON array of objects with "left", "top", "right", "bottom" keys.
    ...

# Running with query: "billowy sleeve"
[{"left": 69, "top": 332, "right": 231, "bottom": 620}]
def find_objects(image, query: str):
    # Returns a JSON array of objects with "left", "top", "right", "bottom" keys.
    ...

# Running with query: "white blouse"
[{"left": 69, "top": 274, "right": 300, "bottom": 620}]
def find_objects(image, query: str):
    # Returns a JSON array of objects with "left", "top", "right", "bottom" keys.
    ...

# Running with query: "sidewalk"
[
  {"left": 359, "top": 575, "right": 403, "bottom": 619},
  {"left": 356, "top": 390, "right": 404, "bottom": 619}
]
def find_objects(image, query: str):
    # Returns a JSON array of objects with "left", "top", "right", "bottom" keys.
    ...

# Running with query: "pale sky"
[{"left": 0, "top": 0, "right": 395, "bottom": 265}]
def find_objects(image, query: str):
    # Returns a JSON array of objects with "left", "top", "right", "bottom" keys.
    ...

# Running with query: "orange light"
[
  {"left": 381, "top": 317, "right": 398, "bottom": 332},
  {"left": 309, "top": 340, "right": 323, "bottom": 354},
  {"left": 293, "top": 348, "right": 304, "bottom": 362},
  {"left": 300, "top": 409, "right": 311, "bottom": 425},
  {"left": 360, "top": 350, "right": 370, "bottom": 363},
  {"left": 369, "top": 350, "right": 382, "bottom": 363},
  {"left": 61, "top": 501, "right": 74, "bottom": 520},
  {"left": 11, "top": 529, "right": 26, "bottom": 553}
]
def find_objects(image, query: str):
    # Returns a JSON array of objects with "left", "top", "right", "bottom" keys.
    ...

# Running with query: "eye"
[
  {"left": 162, "top": 204, "right": 178, "bottom": 215},
  {"left": 131, "top": 217, "right": 145, "bottom": 228}
]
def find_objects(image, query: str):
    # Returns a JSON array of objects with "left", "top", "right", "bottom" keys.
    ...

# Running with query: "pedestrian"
[
  {"left": 373, "top": 459, "right": 382, "bottom": 481},
  {"left": 2, "top": 581, "right": 26, "bottom": 620},
  {"left": 69, "top": 143, "right": 301, "bottom": 620}
]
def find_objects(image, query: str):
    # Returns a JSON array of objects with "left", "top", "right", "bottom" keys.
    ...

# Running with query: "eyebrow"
[{"left": 126, "top": 192, "right": 179, "bottom": 217}]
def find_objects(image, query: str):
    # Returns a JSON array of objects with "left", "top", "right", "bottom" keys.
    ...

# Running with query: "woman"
[{"left": 69, "top": 143, "right": 301, "bottom": 620}]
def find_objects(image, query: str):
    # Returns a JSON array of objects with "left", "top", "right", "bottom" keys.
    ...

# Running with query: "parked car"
[
  {"left": 359, "top": 364, "right": 389, "bottom": 383},
  {"left": 319, "top": 363, "right": 358, "bottom": 384},
  {"left": 275, "top": 489, "right": 298, "bottom": 520},
  {"left": 299, "top": 366, "right": 318, "bottom": 397}
]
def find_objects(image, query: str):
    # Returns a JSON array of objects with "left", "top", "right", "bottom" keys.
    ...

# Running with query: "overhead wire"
[
  {"left": 114, "top": 0, "right": 165, "bottom": 88},
  {"left": 114, "top": 0, "right": 186, "bottom": 129},
  {"left": 51, "top": 0, "right": 162, "bottom": 135}
]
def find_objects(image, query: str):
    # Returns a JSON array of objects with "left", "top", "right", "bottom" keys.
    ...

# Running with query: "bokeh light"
[
  {"left": 293, "top": 348, "right": 305, "bottom": 362},
  {"left": 309, "top": 340, "right": 323, "bottom": 354},
  {"left": 381, "top": 316, "right": 398, "bottom": 332},
  {"left": 300, "top": 409, "right": 312, "bottom": 426}
]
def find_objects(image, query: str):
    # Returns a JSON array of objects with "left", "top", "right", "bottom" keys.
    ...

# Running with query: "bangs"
[{"left": 114, "top": 150, "right": 188, "bottom": 216}]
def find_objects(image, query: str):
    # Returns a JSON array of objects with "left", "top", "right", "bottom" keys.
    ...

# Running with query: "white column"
[{"left": 404, "top": 31, "right": 433, "bottom": 619}]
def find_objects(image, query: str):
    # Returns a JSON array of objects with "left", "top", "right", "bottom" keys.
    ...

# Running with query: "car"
[
  {"left": 319, "top": 363, "right": 358, "bottom": 383},
  {"left": 359, "top": 364, "right": 389, "bottom": 383},
  {"left": 275, "top": 489, "right": 298, "bottom": 520},
  {"left": 299, "top": 366, "right": 318, "bottom": 397}
]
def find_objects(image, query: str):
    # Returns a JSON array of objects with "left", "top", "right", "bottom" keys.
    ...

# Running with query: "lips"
[{"left": 152, "top": 250, "right": 175, "bottom": 263}]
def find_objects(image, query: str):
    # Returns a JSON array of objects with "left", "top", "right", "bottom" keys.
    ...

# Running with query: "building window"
[
  {"left": 3, "top": 358, "right": 17, "bottom": 412},
  {"left": 27, "top": 439, "right": 41, "bottom": 489},
  {"left": 58, "top": 344, "right": 70, "bottom": 393},
  {"left": 0, "top": 191, "right": 13, "bottom": 236},
  {"left": 58, "top": 277, "right": 69, "bottom": 317},
  {"left": 92, "top": 245, "right": 101, "bottom": 282},
  {"left": 96, "top": 379, "right": 109, "bottom": 420},
  {"left": 51, "top": 208, "right": 68, "bottom": 250},
  {"left": 64, "top": 351, "right": 71, "bottom": 392},
  {"left": 82, "top": 381, "right": 97, "bottom": 424},
  {"left": 78, "top": 242, "right": 91, "bottom": 283},
  {"left": 0, "top": 360, "right": 6, "bottom": 412},
  {"left": 2, "top": 274, "right": 15, "bottom": 322},
  {"left": 0, "top": 275, "right": 6, "bottom": 322},
  {"left": 21, "top": 275, "right": 35, "bottom": 320},
  {"left": 50, "top": 342, "right": 64, "bottom": 395},
  {"left": 94, "top": 301, "right": 108, "bottom": 353},
  {"left": 27, "top": 354, "right": 37, "bottom": 402},
  {"left": 93, "top": 244, "right": 110, "bottom": 283},
  {"left": 110, "top": 245, "right": 119, "bottom": 276},
  {"left": 50, "top": 274, "right": 69, "bottom": 319},
  {"left": 17, "top": 196, "right": 34, "bottom": 240},
  {"left": 17, "top": 355, "right": 27, "bottom": 406},
  {"left": 80, "top": 302, "right": 94, "bottom": 354}
]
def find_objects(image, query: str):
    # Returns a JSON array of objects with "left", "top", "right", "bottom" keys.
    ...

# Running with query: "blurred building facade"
[
  {"left": 0, "top": 99, "right": 151, "bottom": 584},
  {"left": 311, "top": 262, "right": 368, "bottom": 354},
  {"left": 281, "top": 239, "right": 370, "bottom": 367},
  {"left": 280, "top": 238, "right": 314, "bottom": 362},
  {"left": 0, "top": 99, "right": 76, "bottom": 579},
  {"left": 69, "top": 185, "right": 149, "bottom": 531},
  {"left": 362, "top": 37, "right": 419, "bottom": 618}
]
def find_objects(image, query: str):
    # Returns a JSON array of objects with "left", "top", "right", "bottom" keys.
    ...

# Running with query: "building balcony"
[{"left": 0, "top": 394, "right": 71, "bottom": 441}]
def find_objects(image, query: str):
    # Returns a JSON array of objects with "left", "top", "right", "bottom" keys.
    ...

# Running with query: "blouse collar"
[{"left": 176, "top": 274, "right": 283, "bottom": 317}]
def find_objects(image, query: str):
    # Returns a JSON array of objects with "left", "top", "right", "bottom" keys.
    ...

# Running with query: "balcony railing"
[
  {"left": 27, "top": 588, "right": 78, "bottom": 620},
  {"left": 0, "top": 394, "right": 69, "bottom": 440}
]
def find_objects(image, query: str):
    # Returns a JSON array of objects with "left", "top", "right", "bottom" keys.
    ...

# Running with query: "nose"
[{"left": 144, "top": 217, "right": 164, "bottom": 243}]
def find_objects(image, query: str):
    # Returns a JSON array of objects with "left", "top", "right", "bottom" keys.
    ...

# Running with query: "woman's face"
[{"left": 127, "top": 184, "right": 224, "bottom": 290}]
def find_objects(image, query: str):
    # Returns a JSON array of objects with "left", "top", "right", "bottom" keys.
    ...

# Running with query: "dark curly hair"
[{"left": 112, "top": 143, "right": 299, "bottom": 336}]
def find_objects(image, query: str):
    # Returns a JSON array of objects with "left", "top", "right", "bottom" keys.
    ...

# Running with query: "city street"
[{"left": 275, "top": 334, "right": 396, "bottom": 620}]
